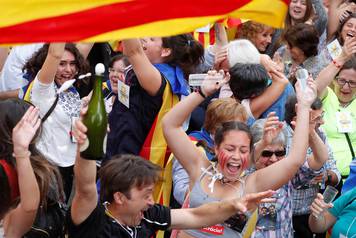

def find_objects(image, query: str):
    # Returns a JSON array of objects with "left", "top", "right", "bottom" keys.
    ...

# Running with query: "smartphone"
[{"left": 188, "top": 74, "right": 223, "bottom": 87}]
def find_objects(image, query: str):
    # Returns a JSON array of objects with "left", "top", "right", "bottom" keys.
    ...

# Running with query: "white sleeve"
[
  {"left": 30, "top": 73, "right": 57, "bottom": 117},
  {"left": 0, "top": 44, "right": 43, "bottom": 91}
]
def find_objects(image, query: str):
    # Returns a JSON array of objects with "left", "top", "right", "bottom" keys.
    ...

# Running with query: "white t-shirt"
[
  {"left": 0, "top": 43, "right": 43, "bottom": 91},
  {"left": 30, "top": 75, "right": 81, "bottom": 167}
]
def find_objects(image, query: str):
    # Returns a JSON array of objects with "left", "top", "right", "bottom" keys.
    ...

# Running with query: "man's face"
[{"left": 121, "top": 184, "right": 155, "bottom": 226}]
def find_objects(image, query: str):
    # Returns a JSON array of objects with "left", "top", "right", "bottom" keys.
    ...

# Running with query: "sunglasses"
[{"left": 261, "top": 149, "right": 286, "bottom": 157}]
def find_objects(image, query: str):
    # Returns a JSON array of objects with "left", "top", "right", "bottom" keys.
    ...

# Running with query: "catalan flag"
[{"left": 1, "top": 0, "right": 289, "bottom": 45}]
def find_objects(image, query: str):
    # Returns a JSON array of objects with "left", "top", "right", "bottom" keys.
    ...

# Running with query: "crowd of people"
[{"left": 0, "top": 0, "right": 355, "bottom": 238}]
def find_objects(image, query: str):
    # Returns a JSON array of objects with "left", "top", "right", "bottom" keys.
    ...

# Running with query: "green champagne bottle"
[{"left": 80, "top": 63, "right": 108, "bottom": 160}]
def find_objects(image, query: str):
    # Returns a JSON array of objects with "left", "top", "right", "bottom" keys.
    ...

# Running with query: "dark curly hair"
[
  {"left": 23, "top": 43, "right": 90, "bottom": 93},
  {"left": 284, "top": 23, "right": 319, "bottom": 58}
]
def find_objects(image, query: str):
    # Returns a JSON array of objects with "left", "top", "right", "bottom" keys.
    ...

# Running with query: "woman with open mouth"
[{"left": 162, "top": 70, "right": 318, "bottom": 238}]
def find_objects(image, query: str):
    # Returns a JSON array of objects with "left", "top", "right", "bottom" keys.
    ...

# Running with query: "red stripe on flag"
[
  {"left": 139, "top": 117, "right": 158, "bottom": 160},
  {"left": 0, "top": 0, "right": 251, "bottom": 43},
  {"left": 209, "top": 27, "right": 215, "bottom": 45}
]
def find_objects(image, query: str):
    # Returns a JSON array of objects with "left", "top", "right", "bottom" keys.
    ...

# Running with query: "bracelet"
[
  {"left": 12, "top": 151, "right": 31, "bottom": 159},
  {"left": 332, "top": 60, "right": 342, "bottom": 69},
  {"left": 195, "top": 87, "right": 207, "bottom": 99}
]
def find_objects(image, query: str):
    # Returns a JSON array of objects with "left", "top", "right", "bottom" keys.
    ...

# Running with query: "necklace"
[{"left": 104, "top": 202, "right": 137, "bottom": 238}]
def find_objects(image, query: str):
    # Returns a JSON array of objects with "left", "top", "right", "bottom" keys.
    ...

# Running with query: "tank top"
[{"left": 185, "top": 165, "right": 248, "bottom": 238}]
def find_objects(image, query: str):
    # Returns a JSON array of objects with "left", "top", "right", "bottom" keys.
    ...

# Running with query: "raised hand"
[
  {"left": 73, "top": 106, "right": 88, "bottom": 147},
  {"left": 201, "top": 70, "right": 230, "bottom": 97},
  {"left": 295, "top": 77, "right": 317, "bottom": 108},
  {"left": 214, "top": 46, "right": 228, "bottom": 70},
  {"left": 262, "top": 112, "right": 284, "bottom": 146},
  {"left": 340, "top": 35, "right": 356, "bottom": 62},
  {"left": 12, "top": 106, "right": 41, "bottom": 154},
  {"left": 233, "top": 190, "right": 275, "bottom": 213}
]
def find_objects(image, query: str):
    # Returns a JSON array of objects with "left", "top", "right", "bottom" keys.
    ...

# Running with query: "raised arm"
[
  {"left": 315, "top": 36, "right": 356, "bottom": 98},
  {"left": 122, "top": 39, "right": 162, "bottom": 96},
  {"left": 4, "top": 106, "right": 41, "bottom": 237},
  {"left": 162, "top": 72, "right": 227, "bottom": 183},
  {"left": 38, "top": 43, "right": 65, "bottom": 85},
  {"left": 247, "top": 80, "right": 317, "bottom": 193},
  {"left": 171, "top": 190, "right": 274, "bottom": 229},
  {"left": 0, "top": 46, "right": 9, "bottom": 71},
  {"left": 327, "top": 0, "right": 346, "bottom": 41},
  {"left": 307, "top": 125, "right": 328, "bottom": 170},
  {"left": 249, "top": 55, "right": 289, "bottom": 118},
  {"left": 70, "top": 107, "right": 98, "bottom": 225},
  {"left": 75, "top": 43, "right": 94, "bottom": 59}
]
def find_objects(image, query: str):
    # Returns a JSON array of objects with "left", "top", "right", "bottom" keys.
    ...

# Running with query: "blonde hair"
[{"left": 204, "top": 98, "right": 248, "bottom": 134}]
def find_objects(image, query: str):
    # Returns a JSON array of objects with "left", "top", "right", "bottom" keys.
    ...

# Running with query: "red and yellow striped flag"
[{"left": 1, "top": 0, "right": 289, "bottom": 44}]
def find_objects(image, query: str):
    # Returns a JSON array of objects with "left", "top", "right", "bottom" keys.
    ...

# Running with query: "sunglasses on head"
[{"left": 261, "top": 149, "right": 286, "bottom": 157}]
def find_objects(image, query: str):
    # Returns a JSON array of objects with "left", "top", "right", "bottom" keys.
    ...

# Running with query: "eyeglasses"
[
  {"left": 261, "top": 149, "right": 286, "bottom": 157},
  {"left": 335, "top": 77, "right": 356, "bottom": 88},
  {"left": 108, "top": 68, "right": 125, "bottom": 74}
]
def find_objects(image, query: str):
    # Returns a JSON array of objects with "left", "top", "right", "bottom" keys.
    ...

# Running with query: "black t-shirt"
[
  {"left": 106, "top": 68, "right": 166, "bottom": 158},
  {"left": 67, "top": 203, "right": 171, "bottom": 238}
]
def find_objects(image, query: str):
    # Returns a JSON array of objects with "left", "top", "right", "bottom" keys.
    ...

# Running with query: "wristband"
[
  {"left": 195, "top": 87, "right": 207, "bottom": 99},
  {"left": 12, "top": 150, "right": 31, "bottom": 159},
  {"left": 332, "top": 60, "right": 342, "bottom": 69}
]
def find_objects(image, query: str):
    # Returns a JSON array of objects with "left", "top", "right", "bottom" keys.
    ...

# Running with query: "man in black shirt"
[{"left": 69, "top": 116, "right": 275, "bottom": 238}]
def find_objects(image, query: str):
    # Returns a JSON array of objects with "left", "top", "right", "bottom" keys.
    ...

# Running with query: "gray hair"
[
  {"left": 250, "top": 118, "right": 288, "bottom": 146},
  {"left": 227, "top": 39, "right": 261, "bottom": 67}
]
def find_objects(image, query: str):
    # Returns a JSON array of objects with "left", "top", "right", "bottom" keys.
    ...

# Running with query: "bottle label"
[{"left": 80, "top": 138, "right": 89, "bottom": 152}]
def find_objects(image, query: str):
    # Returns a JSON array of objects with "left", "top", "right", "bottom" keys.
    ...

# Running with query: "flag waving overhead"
[{"left": 1, "top": 0, "right": 289, "bottom": 44}]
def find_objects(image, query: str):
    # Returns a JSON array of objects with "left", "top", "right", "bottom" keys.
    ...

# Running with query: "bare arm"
[
  {"left": 71, "top": 109, "right": 98, "bottom": 225},
  {"left": 170, "top": 190, "right": 274, "bottom": 229},
  {"left": 162, "top": 73, "right": 227, "bottom": 183},
  {"left": 327, "top": 0, "right": 345, "bottom": 41},
  {"left": 308, "top": 193, "right": 336, "bottom": 233},
  {"left": 0, "top": 89, "right": 19, "bottom": 100},
  {"left": 0, "top": 46, "right": 9, "bottom": 72},
  {"left": 162, "top": 92, "right": 208, "bottom": 183},
  {"left": 315, "top": 36, "right": 356, "bottom": 98},
  {"left": 122, "top": 39, "right": 162, "bottom": 96},
  {"left": 307, "top": 130, "right": 328, "bottom": 170},
  {"left": 247, "top": 80, "right": 317, "bottom": 193},
  {"left": 4, "top": 106, "right": 41, "bottom": 237},
  {"left": 75, "top": 43, "right": 94, "bottom": 59},
  {"left": 38, "top": 43, "right": 65, "bottom": 85},
  {"left": 249, "top": 55, "right": 288, "bottom": 118}
]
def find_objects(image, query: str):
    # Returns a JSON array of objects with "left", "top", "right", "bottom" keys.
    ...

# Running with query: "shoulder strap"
[
  {"left": 41, "top": 95, "right": 59, "bottom": 123},
  {"left": 344, "top": 133, "right": 355, "bottom": 160}
]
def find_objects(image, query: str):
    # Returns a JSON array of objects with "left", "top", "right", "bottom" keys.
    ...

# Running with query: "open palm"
[{"left": 12, "top": 106, "right": 41, "bottom": 151}]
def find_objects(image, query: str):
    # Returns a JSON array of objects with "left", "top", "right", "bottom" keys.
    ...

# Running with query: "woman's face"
[
  {"left": 289, "top": 0, "right": 307, "bottom": 21},
  {"left": 54, "top": 50, "right": 78, "bottom": 86},
  {"left": 252, "top": 27, "right": 274, "bottom": 52},
  {"left": 109, "top": 59, "right": 126, "bottom": 94},
  {"left": 341, "top": 18, "right": 356, "bottom": 43},
  {"left": 140, "top": 37, "right": 166, "bottom": 64},
  {"left": 334, "top": 68, "right": 356, "bottom": 104},
  {"left": 215, "top": 130, "right": 251, "bottom": 181},
  {"left": 255, "top": 143, "right": 286, "bottom": 169},
  {"left": 287, "top": 44, "right": 306, "bottom": 64}
]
